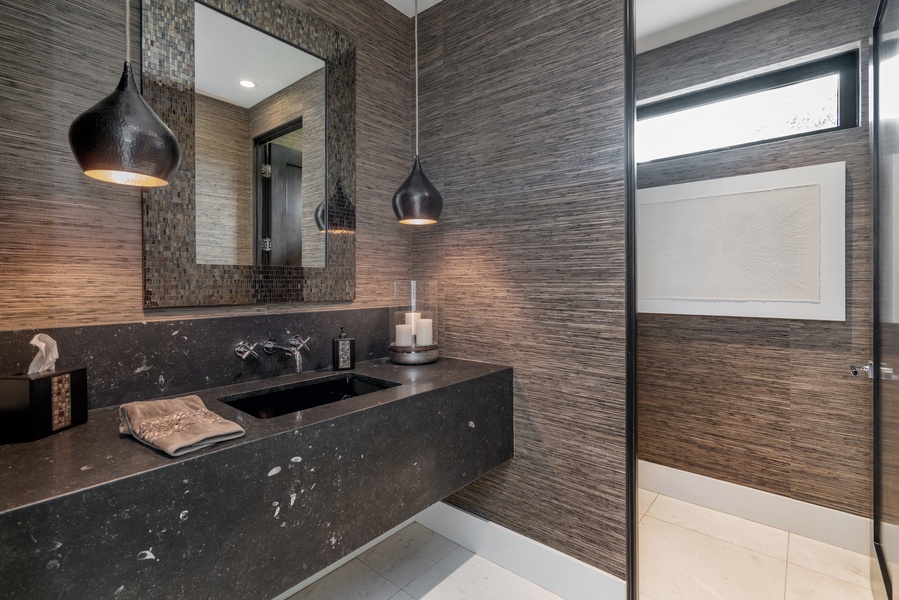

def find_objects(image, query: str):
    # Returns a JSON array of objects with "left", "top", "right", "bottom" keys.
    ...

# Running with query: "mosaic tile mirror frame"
[{"left": 141, "top": 0, "right": 356, "bottom": 307}]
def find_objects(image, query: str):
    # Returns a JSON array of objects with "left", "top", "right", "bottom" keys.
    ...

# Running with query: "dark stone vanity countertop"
[
  {"left": 0, "top": 357, "right": 510, "bottom": 514},
  {"left": 0, "top": 356, "right": 513, "bottom": 599}
]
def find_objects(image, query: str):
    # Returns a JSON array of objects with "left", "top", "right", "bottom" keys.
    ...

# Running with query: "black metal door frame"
[{"left": 873, "top": 0, "right": 893, "bottom": 594}]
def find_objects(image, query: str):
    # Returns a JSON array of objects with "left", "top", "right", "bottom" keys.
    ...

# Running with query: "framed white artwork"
[{"left": 637, "top": 161, "right": 846, "bottom": 321}]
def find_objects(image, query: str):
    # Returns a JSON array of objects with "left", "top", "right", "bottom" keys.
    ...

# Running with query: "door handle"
[
  {"left": 850, "top": 361, "right": 873, "bottom": 378},
  {"left": 851, "top": 360, "right": 896, "bottom": 379}
]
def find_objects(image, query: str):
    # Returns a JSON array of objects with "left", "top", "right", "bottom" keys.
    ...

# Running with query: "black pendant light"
[
  {"left": 69, "top": 0, "right": 181, "bottom": 187},
  {"left": 392, "top": 0, "right": 443, "bottom": 225}
]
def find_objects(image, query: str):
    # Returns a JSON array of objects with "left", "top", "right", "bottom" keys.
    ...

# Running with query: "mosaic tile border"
[{"left": 141, "top": 0, "right": 356, "bottom": 307}]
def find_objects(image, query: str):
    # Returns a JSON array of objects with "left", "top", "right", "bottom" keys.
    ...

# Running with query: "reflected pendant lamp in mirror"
[
  {"left": 68, "top": 0, "right": 181, "bottom": 187},
  {"left": 317, "top": 180, "right": 355, "bottom": 233},
  {"left": 315, "top": 201, "right": 326, "bottom": 232},
  {"left": 392, "top": 0, "right": 442, "bottom": 225}
]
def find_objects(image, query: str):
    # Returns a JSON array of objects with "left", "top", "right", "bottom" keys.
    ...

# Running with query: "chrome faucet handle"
[
  {"left": 261, "top": 339, "right": 280, "bottom": 355},
  {"left": 289, "top": 335, "right": 311, "bottom": 352},
  {"left": 235, "top": 341, "right": 259, "bottom": 360}
]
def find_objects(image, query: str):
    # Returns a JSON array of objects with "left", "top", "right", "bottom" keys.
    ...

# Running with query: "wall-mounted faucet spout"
[{"left": 262, "top": 335, "right": 311, "bottom": 373}]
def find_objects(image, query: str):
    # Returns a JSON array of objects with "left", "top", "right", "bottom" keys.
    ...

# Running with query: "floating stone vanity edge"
[{"left": 0, "top": 358, "right": 513, "bottom": 600}]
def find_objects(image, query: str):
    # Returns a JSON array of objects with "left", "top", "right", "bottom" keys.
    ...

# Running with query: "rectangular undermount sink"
[{"left": 219, "top": 374, "right": 400, "bottom": 419}]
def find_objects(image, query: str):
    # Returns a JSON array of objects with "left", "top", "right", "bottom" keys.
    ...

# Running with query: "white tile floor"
[
  {"left": 287, "top": 522, "right": 564, "bottom": 600},
  {"left": 289, "top": 494, "right": 876, "bottom": 599},
  {"left": 639, "top": 489, "right": 875, "bottom": 600}
]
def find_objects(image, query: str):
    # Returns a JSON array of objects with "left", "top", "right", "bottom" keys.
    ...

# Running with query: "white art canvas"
[{"left": 637, "top": 162, "right": 845, "bottom": 321}]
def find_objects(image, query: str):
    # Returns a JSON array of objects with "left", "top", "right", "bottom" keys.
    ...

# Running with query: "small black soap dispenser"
[{"left": 332, "top": 326, "right": 355, "bottom": 371}]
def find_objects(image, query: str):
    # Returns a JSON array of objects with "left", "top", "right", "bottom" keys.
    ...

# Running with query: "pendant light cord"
[
  {"left": 125, "top": 0, "right": 131, "bottom": 63},
  {"left": 414, "top": 0, "right": 419, "bottom": 156}
]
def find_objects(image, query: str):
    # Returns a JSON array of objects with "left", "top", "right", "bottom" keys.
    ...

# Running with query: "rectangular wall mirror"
[{"left": 142, "top": 0, "right": 356, "bottom": 307}]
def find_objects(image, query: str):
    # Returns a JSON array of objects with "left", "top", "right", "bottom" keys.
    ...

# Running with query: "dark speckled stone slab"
[
  {"left": 0, "top": 358, "right": 513, "bottom": 600},
  {"left": 0, "top": 308, "right": 388, "bottom": 410}
]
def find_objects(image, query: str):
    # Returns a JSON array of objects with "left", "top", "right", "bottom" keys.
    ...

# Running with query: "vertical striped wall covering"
[
  {"left": 411, "top": 0, "right": 628, "bottom": 579},
  {"left": 0, "top": 0, "right": 412, "bottom": 330},
  {"left": 636, "top": 0, "right": 873, "bottom": 517}
]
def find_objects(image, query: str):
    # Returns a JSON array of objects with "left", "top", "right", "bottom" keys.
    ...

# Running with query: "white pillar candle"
[
  {"left": 404, "top": 312, "right": 421, "bottom": 332},
  {"left": 416, "top": 319, "right": 433, "bottom": 345},
  {"left": 395, "top": 324, "right": 414, "bottom": 346}
]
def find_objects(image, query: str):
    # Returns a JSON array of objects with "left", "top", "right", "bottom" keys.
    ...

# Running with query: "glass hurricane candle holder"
[{"left": 389, "top": 280, "right": 439, "bottom": 365}]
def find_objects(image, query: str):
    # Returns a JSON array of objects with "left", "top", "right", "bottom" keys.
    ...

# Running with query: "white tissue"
[{"left": 27, "top": 334, "right": 59, "bottom": 374}]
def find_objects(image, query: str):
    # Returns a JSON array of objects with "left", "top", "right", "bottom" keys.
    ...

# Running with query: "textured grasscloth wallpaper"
[
  {"left": 413, "top": 0, "right": 629, "bottom": 579},
  {"left": 637, "top": 0, "right": 874, "bottom": 517}
]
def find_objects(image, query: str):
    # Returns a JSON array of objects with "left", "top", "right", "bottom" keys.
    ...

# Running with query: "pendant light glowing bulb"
[
  {"left": 391, "top": 0, "right": 443, "bottom": 225},
  {"left": 68, "top": 0, "right": 181, "bottom": 187}
]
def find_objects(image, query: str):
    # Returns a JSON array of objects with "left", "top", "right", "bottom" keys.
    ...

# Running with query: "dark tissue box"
[{"left": 0, "top": 367, "right": 88, "bottom": 443}]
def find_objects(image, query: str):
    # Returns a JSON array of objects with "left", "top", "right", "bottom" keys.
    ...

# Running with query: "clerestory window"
[{"left": 636, "top": 50, "right": 859, "bottom": 163}]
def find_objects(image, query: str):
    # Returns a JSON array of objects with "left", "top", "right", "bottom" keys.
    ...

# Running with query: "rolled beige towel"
[{"left": 119, "top": 395, "right": 245, "bottom": 457}]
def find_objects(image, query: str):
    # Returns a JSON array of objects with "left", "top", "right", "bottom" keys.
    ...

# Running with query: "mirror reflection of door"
[
  {"left": 193, "top": 1, "right": 326, "bottom": 269},
  {"left": 256, "top": 124, "right": 304, "bottom": 267}
]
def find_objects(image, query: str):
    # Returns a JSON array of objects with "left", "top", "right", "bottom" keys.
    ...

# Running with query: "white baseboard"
[
  {"left": 639, "top": 460, "right": 871, "bottom": 555},
  {"left": 415, "top": 502, "right": 626, "bottom": 600}
]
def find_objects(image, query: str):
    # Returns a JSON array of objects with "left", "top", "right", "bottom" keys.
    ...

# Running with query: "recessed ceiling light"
[{"left": 239, "top": 80, "right": 256, "bottom": 88}]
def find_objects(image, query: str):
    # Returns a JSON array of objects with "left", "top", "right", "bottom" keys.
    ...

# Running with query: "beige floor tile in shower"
[
  {"left": 788, "top": 534, "right": 871, "bottom": 589},
  {"left": 639, "top": 489, "right": 658, "bottom": 519},
  {"left": 640, "top": 516, "right": 786, "bottom": 600},
  {"left": 785, "top": 562, "right": 875, "bottom": 600},
  {"left": 646, "top": 494, "right": 788, "bottom": 560}
]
